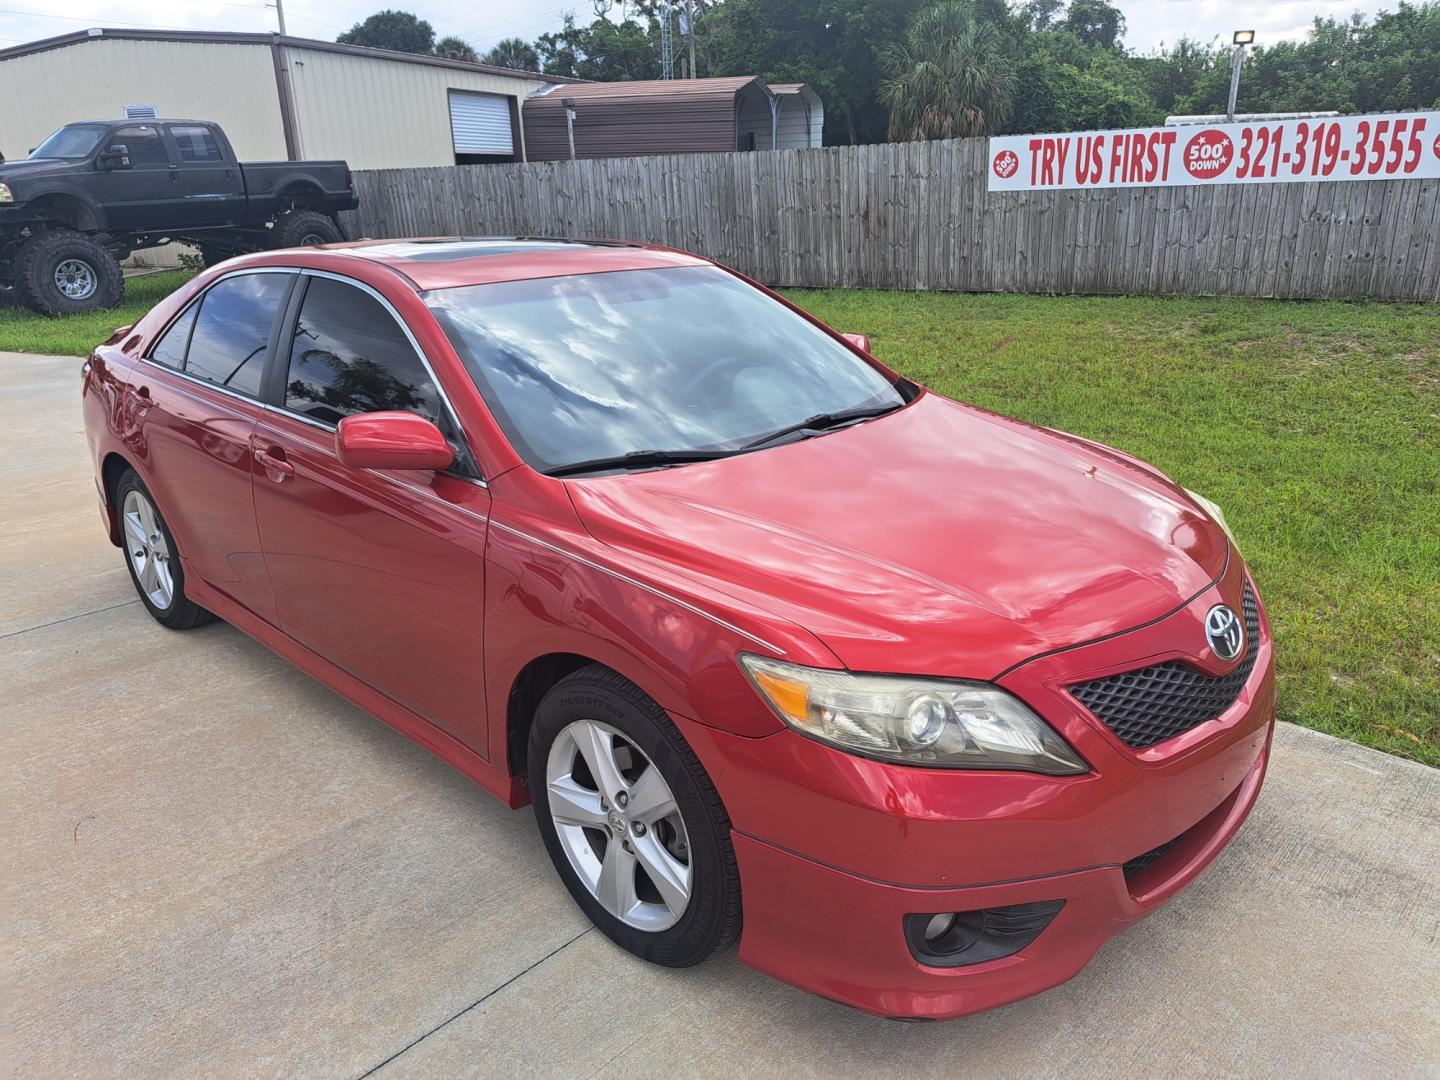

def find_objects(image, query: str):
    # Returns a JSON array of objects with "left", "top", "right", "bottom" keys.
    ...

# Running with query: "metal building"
[
  {"left": 0, "top": 29, "right": 567, "bottom": 168},
  {"left": 523, "top": 77, "right": 824, "bottom": 162}
]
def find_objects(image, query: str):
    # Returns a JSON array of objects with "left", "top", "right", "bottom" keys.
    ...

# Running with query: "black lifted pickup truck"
[{"left": 0, "top": 119, "right": 356, "bottom": 315}]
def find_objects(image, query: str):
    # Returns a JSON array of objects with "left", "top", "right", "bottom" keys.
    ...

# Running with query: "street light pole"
[{"left": 1226, "top": 29, "right": 1254, "bottom": 122}]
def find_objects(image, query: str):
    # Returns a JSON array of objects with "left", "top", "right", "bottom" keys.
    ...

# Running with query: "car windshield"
[
  {"left": 30, "top": 124, "right": 109, "bottom": 160},
  {"left": 427, "top": 265, "right": 905, "bottom": 474}
]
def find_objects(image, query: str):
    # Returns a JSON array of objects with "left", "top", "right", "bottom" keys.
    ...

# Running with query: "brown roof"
[
  {"left": 0, "top": 28, "right": 584, "bottom": 83},
  {"left": 522, "top": 77, "right": 768, "bottom": 162}
]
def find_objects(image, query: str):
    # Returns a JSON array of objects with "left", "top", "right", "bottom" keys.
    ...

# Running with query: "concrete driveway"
[{"left": 3, "top": 349, "right": 1437, "bottom": 1078}]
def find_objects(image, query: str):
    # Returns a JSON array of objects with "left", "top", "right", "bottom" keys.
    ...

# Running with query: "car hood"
[
  {"left": 564, "top": 392, "right": 1228, "bottom": 678},
  {"left": 0, "top": 158, "right": 78, "bottom": 186}
]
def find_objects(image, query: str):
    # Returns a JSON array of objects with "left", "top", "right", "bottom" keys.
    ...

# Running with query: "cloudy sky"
[{"left": 0, "top": 0, "right": 1401, "bottom": 56}]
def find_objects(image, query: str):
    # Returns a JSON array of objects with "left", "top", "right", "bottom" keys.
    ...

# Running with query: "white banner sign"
[{"left": 987, "top": 112, "right": 1440, "bottom": 191}]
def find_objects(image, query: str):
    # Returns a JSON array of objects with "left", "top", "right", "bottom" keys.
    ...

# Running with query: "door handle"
[
  {"left": 254, "top": 445, "right": 294, "bottom": 481},
  {"left": 132, "top": 385, "right": 154, "bottom": 412}
]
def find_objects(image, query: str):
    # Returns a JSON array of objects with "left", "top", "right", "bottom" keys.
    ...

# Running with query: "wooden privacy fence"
[{"left": 341, "top": 138, "right": 1439, "bottom": 301}]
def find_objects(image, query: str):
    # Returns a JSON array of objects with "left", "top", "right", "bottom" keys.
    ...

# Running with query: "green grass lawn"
[
  {"left": 786, "top": 289, "right": 1439, "bottom": 766},
  {"left": 3, "top": 275, "right": 1435, "bottom": 764},
  {"left": 0, "top": 271, "right": 195, "bottom": 356}
]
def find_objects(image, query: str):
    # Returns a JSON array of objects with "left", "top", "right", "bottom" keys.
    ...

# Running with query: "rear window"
[
  {"left": 184, "top": 273, "right": 289, "bottom": 396},
  {"left": 169, "top": 125, "right": 224, "bottom": 163}
]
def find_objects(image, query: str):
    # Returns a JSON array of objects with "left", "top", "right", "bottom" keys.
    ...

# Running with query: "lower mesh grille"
[
  {"left": 1123, "top": 837, "right": 1180, "bottom": 879},
  {"left": 1069, "top": 582, "right": 1261, "bottom": 749}
]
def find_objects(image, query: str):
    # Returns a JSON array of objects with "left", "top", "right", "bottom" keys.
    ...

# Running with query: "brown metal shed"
[{"left": 522, "top": 76, "right": 817, "bottom": 162}]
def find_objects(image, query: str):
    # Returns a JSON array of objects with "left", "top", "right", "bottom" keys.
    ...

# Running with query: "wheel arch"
[
  {"left": 28, "top": 192, "right": 105, "bottom": 232},
  {"left": 99, "top": 450, "right": 136, "bottom": 546},
  {"left": 505, "top": 652, "right": 616, "bottom": 778}
]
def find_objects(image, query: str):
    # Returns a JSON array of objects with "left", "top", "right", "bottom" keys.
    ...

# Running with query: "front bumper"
[
  {"left": 730, "top": 728, "right": 1269, "bottom": 1020},
  {"left": 677, "top": 560, "right": 1275, "bottom": 1019}
]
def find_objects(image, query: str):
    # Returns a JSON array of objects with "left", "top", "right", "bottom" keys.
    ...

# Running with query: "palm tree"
[
  {"left": 880, "top": 2, "right": 1016, "bottom": 141},
  {"left": 481, "top": 37, "right": 541, "bottom": 72},
  {"left": 435, "top": 35, "right": 479, "bottom": 63}
]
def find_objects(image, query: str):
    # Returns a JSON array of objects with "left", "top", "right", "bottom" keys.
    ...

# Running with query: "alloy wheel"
[
  {"left": 546, "top": 718, "right": 693, "bottom": 931},
  {"left": 54, "top": 258, "right": 97, "bottom": 300},
  {"left": 122, "top": 489, "right": 174, "bottom": 609}
]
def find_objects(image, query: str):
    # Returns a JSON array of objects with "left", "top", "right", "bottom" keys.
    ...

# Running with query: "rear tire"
[
  {"left": 115, "top": 469, "right": 215, "bottom": 630},
  {"left": 16, "top": 230, "right": 123, "bottom": 316},
  {"left": 528, "top": 665, "right": 741, "bottom": 968},
  {"left": 269, "top": 209, "right": 342, "bottom": 250}
]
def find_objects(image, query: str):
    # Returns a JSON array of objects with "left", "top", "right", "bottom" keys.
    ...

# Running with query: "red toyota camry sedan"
[{"left": 82, "top": 238, "right": 1274, "bottom": 1020}]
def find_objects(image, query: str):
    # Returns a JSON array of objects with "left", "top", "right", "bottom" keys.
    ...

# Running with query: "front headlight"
[
  {"left": 0, "top": 183, "right": 13, "bottom": 203},
  {"left": 739, "top": 655, "right": 1087, "bottom": 775},
  {"left": 1184, "top": 488, "right": 1237, "bottom": 549}
]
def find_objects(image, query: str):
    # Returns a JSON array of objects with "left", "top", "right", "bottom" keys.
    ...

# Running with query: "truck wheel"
[
  {"left": 17, "top": 231, "right": 124, "bottom": 317},
  {"left": 270, "top": 210, "right": 342, "bottom": 250}
]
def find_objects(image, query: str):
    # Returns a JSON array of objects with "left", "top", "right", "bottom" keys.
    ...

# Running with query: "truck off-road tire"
[
  {"left": 528, "top": 665, "right": 742, "bottom": 968},
  {"left": 270, "top": 209, "right": 343, "bottom": 250},
  {"left": 16, "top": 230, "right": 124, "bottom": 316}
]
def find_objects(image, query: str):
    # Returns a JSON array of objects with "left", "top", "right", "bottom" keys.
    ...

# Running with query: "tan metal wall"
[
  {"left": 283, "top": 45, "right": 546, "bottom": 169},
  {"left": 0, "top": 38, "right": 288, "bottom": 162}
]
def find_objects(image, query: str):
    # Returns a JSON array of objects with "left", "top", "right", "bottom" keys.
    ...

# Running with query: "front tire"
[
  {"left": 16, "top": 230, "right": 124, "bottom": 316},
  {"left": 528, "top": 665, "right": 741, "bottom": 967},
  {"left": 115, "top": 469, "right": 214, "bottom": 630}
]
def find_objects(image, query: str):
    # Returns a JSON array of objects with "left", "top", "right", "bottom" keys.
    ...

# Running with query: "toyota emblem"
[{"left": 1204, "top": 604, "right": 1245, "bottom": 662}]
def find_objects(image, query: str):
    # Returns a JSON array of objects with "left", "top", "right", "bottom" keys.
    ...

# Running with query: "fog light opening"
[{"left": 904, "top": 900, "right": 1065, "bottom": 968}]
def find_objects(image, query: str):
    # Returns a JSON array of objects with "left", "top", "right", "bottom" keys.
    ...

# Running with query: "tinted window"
[
  {"left": 284, "top": 277, "right": 445, "bottom": 427},
  {"left": 427, "top": 266, "right": 903, "bottom": 473},
  {"left": 185, "top": 274, "right": 289, "bottom": 396},
  {"left": 149, "top": 303, "right": 198, "bottom": 369},
  {"left": 169, "top": 125, "right": 223, "bottom": 163},
  {"left": 112, "top": 125, "right": 168, "bottom": 166}
]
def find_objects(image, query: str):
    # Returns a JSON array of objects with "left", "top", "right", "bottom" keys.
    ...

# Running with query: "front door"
[
  {"left": 251, "top": 272, "right": 492, "bottom": 753},
  {"left": 165, "top": 124, "right": 246, "bottom": 227},
  {"left": 127, "top": 269, "right": 296, "bottom": 622},
  {"left": 99, "top": 124, "right": 177, "bottom": 231}
]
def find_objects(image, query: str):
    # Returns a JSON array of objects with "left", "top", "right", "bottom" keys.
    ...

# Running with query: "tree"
[
  {"left": 1062, "top": 0, "right": 1124, "bottom": 50},
  {"left": 879, "top": 2, "right": 1015, "bottom": 139},
  {"left": 435, "top": 35, "right": 479, "bottom": 62},
  {"left": 337, "top": 10, "right": 435, "bottom": 54},
  {"left": 535, "top": 14, "right": 661, "bottom": 81},
  {"left": 480, "top": 37, "right": 540, "bottom": 71},
  {"left": 702, "top": 0, "right": 930, "bottom": 144}
]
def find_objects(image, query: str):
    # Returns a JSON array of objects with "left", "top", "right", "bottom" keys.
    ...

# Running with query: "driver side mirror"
[
  {"left": 98, "top": 144, "right": 132, "bottom": 170},
  {"left": 841, "top": 333, "right": 871, "bottom": 353},
  {"left": 336, "top": 411, "right": 454, "bottom": 472}
]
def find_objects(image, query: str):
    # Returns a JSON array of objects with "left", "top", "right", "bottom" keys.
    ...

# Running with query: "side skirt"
[{"left": 183, "top": 566, "right": 527, "bottom": 809}]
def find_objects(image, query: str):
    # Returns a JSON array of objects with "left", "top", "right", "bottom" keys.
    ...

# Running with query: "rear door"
[
  {"left": 164, "top": 123, "right": 246, "bottom": 227},
  {"left": 127, "top": 269, "right": 297, "bottom": 622},
  {"left": 250, "top": 270, "right": 492, "bottom": 753},
  {"left": 100, "top": 123, "right": 178, "bottom": 230}
]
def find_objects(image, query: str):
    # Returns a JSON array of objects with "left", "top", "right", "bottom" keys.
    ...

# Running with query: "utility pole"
[
  {"left": 685, "top": 0, "right": 696, "bottom": 79},
  {"left": 1226, "top": 29, "right": 1254, "bottom": 122},
  {"left": 266, "top": 0, "right": 288, "bottom": 35}
]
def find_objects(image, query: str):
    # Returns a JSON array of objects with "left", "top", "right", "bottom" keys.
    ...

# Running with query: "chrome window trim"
[
  {"left": 281, "top": 268, "right": 485, "bottom": 486},
  {"left": 490, "top": 520, "right": 786, "bottom": 656},
  {"left": 141, "top": 266, "right": 296, "bottom": 399}
]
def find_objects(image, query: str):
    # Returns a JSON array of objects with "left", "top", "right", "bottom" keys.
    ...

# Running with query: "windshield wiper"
[
  {"left": 741, "top": 403, "right": 903, "bottom": 450},
  {"left": 544, "top": 448, "right": 738, "bottom": 478}
]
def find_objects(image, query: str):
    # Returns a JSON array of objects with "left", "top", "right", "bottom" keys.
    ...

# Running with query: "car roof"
[{"left": 300, "top": 237, "right": 712, "bottom": 291}]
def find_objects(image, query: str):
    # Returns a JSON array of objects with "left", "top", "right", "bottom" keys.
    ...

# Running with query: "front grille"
[{"left": 1069, "top": 582, "right": 1261, "bottom": 749}]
